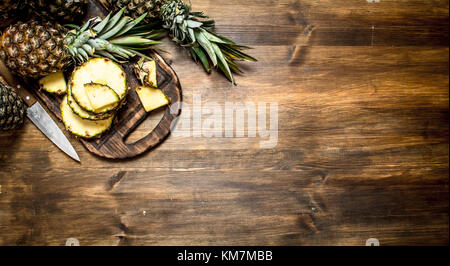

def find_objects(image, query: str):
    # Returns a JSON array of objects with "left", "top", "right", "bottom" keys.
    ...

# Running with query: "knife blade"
[
  {"left": 26, "top": 101, "right": 80, "bottom": 162},
  {"left": 0, "top": 60, "right": 80, "bottom": 162}
]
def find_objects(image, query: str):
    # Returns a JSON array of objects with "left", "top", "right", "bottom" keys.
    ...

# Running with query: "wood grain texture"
[{"left": 0, "top": 0, "right": 448, "bottom": 246}]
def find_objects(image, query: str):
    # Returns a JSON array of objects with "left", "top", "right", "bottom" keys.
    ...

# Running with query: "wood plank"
[
  {"left": 0, "top": 0, "right": 448, "bottom": 246},
  {"left": 191, "top": 0, "right": 449, "bottom": 46}
]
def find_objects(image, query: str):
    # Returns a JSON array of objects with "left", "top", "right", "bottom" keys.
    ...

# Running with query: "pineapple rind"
[
  {"left": 61, "top": 95, "right": 114, "bottom": 139},
  {"left": 0, "top": 21, "right": 70, "bottom": 78},
  {"left": 30, "top": 0, "right": 88, "bottom": 23},
  {"left": 135, "top": 58, "right": 158, "bottom": 88},
  {"left": 0, "top": 79, "right": 26, "bottom": 132},
  {"left": 106, "top": 0, "right": 170, "bottom": 22},
  {"left": 147, "top": 61, "right": 158, "bottom": 88}
]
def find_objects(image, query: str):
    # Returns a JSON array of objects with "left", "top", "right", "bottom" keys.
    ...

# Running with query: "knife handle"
[
  {"left": 13, "top": 82, "right": 38, "bottom": 107},
  {"left": 0, "top": 60, "right": 37, "bottom": 107}
]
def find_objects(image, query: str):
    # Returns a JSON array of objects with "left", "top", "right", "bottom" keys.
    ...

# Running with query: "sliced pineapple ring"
[
  {"left": 61, "top": 95, "right": 114, "bottom": 139},
  {"left": 67, "top": 85, "right": 113, "bottom": 121},
  {"left": 85, "top": 83, "right": 120, "bottom": 113},
  {"left": 136, "top": 86, "right": 170, "bottom": 112},
  {"left": 70, "top": 58, "right": 127, "bottom": 113},
  {"left": 39, "top": 71, "right": 67, "bottom": 94}
]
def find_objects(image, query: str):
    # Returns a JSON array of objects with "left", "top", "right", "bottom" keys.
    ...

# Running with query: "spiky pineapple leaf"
[
  {"left": 65, "top": 24, "right": 80, "bottom": 30},
  {"left": 109, "top": 36, "right": 162, "bottom": 46},
  {"left": 99, "top": 16, "right": 131, "bottom": 39},
  {"left": 211, "top": 42, "right": 234, "bottom": 84},
  {"left": 200, "top": 28, "right": 228, "bottom": 44},
  {"left": 95, "top": 50, "right": 126, "bottom": 63},
  {"left": 219, "top": 44, "right": 257, "bottom": 62},
  {"left": 126, "top": 22, "right": 161, "bottom": 34},
  {"left": 93, "top": 12, "right": 111, "bottom": 33},
  {"left": 194, "top": 30, "right": 217, "bottom": 66},
  {"left": 186, "top": 20, "right": 203, "bottom": 28},
  {"left": 100, "top": 7, "right": 126, "bottom": 35},
  {"left": 115, "top": 13, "right": 148, "bottom": 38},
  {"left": 191, "top": 45, "right": 211, "bottom": 73}
]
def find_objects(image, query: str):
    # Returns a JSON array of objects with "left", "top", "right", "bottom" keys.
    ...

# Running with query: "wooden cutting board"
[{"left": 5, "top": 0, "right": 183, "bottom": 159}]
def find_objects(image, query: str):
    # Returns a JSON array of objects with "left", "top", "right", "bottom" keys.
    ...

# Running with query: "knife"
[{"left": 0, "top": 61, "right": 80, "bottom": 162}]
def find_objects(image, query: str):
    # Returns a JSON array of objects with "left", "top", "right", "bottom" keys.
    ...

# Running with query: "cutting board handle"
[{"left": 84, "top": 52, "right": 182, "bottom": 159}]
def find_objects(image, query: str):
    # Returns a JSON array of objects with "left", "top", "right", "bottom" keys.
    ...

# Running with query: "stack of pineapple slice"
[
  {"left": 39, "top": 57, "right": 170, "bottom": 139},
  {"left": 64, "top": 58, "right": 125, "bottom": 138},
  {"left": 39, "top": 58, "right": 126, "bottom": 139}
]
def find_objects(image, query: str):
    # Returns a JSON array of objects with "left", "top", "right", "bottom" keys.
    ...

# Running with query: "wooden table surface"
[{"left": 0, "top": 0, "right": 448, "bottom": 246}]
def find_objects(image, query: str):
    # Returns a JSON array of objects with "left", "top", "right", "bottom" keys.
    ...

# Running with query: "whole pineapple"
[
  {"left": 29, "top": 0, "right": 89, "bottom": 23},
  {"left": 106, "top": 0, "right": 169, "bottom": 22},
  {"left": 0, "top": 79, "right": 26, "bottom": 132},
  {"left": 0, "top": 8, "right": 162, "bottom": 79},
  {"left": 105, "top": 0, "right": 256, "bottom": 84},
  {"left": 0, "top": 0, "right": 28, "bottom": 28},
  {"left": 0, "top": 21, "right": 71, "bottom": 78}
]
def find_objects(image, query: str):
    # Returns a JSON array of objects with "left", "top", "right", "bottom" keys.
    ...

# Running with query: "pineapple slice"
[
  {"left": 84, "top": 83, "right": 120, "bottom": 113},
  {"left": 70, "top": 58, "right": 127, "bottom": 113},
  {"left": 136, "top": 86, "right": 170, "bottom": 112},
  {"left": 39, "top": 71, "right": 67, "bottom": 94},
  {"left": 144, "top": 59, "right": 157, "bottom": 88},
  {"left": 61, "top": 95, "right": 114, "bottom": 139},
  {"left": 67, "top": 85, "right": 112, "bottom": 121}
]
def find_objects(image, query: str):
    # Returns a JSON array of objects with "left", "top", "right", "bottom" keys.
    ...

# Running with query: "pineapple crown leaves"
[
  {"left": 160, "top": 1, "right": 257, "bottom": 85},
  {"left": 64, "top": 7, "right": 163, "bottom": 64}
]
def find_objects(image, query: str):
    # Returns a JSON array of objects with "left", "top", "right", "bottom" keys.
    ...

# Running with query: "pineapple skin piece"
[
  {"left": 106, "top": 0, "right": 172, "bottom": 22},
  {"left": 134, "top": 58, "right": 158, "bottom": 88},
  {"left": 0, "top": 0, "right": 27, "bottom": 28},
  {"left": 29, "top": 0, "right": 89, "bottom": 23},
  {"left": 136, "top": 86, "right": 170, "bottom": 112}
]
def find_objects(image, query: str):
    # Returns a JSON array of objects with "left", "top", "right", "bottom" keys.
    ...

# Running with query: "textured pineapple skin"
[
  {"left": 0, "top": 21, "right": 71, "bottom": 78},
  {"left": 0, "top": 0, "right": 28, "bottom": 28},
  {"left": 106, "top": 0, "right": 171, "bottom": 22},
  {"left": 29, "top": 0, "right": 88, "bottom": 23},
  {"left": 0, "top": 80, "right": 26, "bottom": 132}
]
